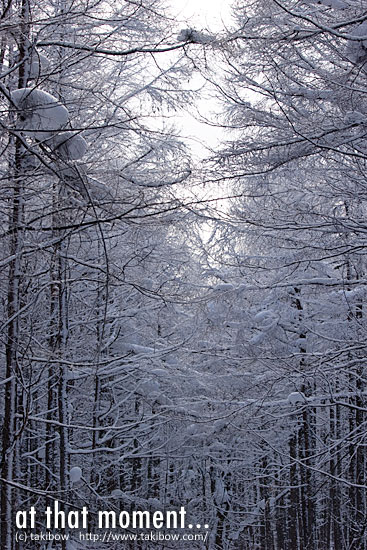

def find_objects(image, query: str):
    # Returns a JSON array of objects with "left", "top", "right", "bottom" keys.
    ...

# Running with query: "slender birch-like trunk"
[{"left": 1, "top": 1, "right": 30, "bottom": 546}]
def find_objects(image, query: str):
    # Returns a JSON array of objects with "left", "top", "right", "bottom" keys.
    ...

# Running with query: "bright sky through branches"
[
  {"left": 170, "top": 0, "right": 233, "bottom": 157},
  {"left": 174, "top": 0, "right": 231, "bottom": 31}
]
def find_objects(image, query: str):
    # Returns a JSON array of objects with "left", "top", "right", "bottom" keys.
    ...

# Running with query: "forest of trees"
[{"left": 1, "top": 0, "right": 367, "bottom": 548}]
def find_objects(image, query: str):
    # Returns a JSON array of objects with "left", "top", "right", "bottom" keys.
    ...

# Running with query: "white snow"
[
  {"left": 186, "top": 423, "right": 200, "bottom": 435},
  {"left": 69, "top": 466, "right": 82, "bottom": 482},
  {"left": 319, "top": 0, "right": 347, "bottom": 8},
  {"left": 88, "top": 177, "right": 110, "bottom": 200},
  {"left": 11, "top": 88, "right": 69, "bottom": 139},
  {"left": 140, "top": 380, "right": 160, "bottom": 393},
  {"left": 151, "top": 369, "right": 167, "bottom": 376},
  {"left": 147, "top": 498, "right": 161, "bottom": 507},
  {"left": 213, "top": 419, "right": 227, "bottom": 431},
  {"left": 213, "top": 479, "right": 229, "bottom": 505},
  {"left": 209, "top": 440, "right": 227, "bottom": 451},
  {"left": 351, "top": 21, "right": 367, "bottom": 45},
  {"left": 50, "top": 131, "right": 88, "bottom": 160},
  {"left": 29, "top": 52, "right": 50, "bottom": 79},
  {"left": 177, "top": 28, "right": 214, "bottom": 44},
  {"left": 212, "top": 283, "right": 234, "bottom": 291},
  {"left": 118, "top": 342, "right": 155, "bottom": 354},
  {"left": 346, "top": 22, "right": 367, "bottom": 63},
  {"left": 344, "top": 111, "right": 367, "bottom": 125},
  {"left": 287, "top": 391, "right": 306, "bottom": 406},
  {"left": 111, "top": 489, "right": 124, "bottom": 498},
  {"left": 254, "top": 310, "right": 278, "bottom": 330}
]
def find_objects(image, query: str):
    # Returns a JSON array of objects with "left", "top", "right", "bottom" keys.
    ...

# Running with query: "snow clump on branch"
[
  {"left": 48, "top": 131, "right": 88, "bottom": 161},
  {"left": 28, "top": 51, "right": 50, "bottom": 79},
  {"left": 345, "top": 21, "right": 367, "bottom": 64},
  {"left": 11, "top": 87, "right": 69, "bottom": 140},
  {"left": 287, "top": 391, "right": 306, "bottom": 406},
  {"left": 177, "top": 28, "right": 214, "bottom": 44},
  {"left": 69, "top": 466, "right": 82, "bottom": 482}
]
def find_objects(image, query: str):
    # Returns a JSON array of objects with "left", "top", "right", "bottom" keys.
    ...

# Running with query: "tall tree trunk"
[{"left": 1, "top": 1, "right": 30, "bottom": 546}]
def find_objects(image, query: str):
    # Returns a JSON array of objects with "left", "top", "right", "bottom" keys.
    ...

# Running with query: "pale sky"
[
  {"left": 170, "top": 0, "right": 233, "bottom": 158},
  {"left": 173, "top": 0, "right": 231, "bottom": 32}
]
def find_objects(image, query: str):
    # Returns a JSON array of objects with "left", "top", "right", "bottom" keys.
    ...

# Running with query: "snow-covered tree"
[
  {"left": 0, "top": 0, "right": 203, "bottom": 548},
  {"left": 203, "top": 0, "right": 367, "bottom": 547}
]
